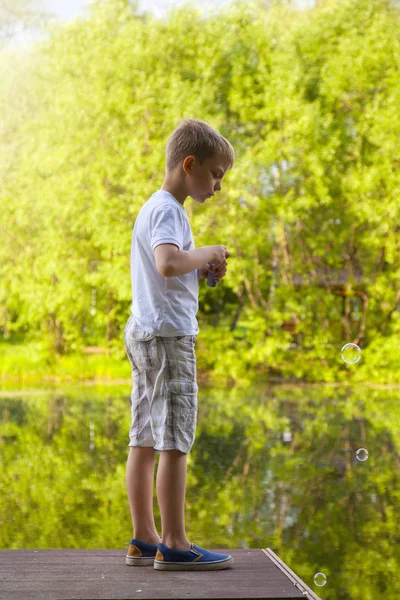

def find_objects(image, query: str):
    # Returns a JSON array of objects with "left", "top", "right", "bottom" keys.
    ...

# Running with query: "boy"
[{"left": 123, "top": 118, "right": 234, "bottom": 571}]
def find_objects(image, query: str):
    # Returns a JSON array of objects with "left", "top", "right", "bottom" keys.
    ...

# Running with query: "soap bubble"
[
  {"left": 313, "top": 572, "right": 327, "bottom": 587},
  {"left": 356, "top": 448, "right": 368, "bottom": 462},
  {"left": 282, "top": 431, "right": 292, "bottom": 442},
  {"left": 341, "top": 343, "right": 361, "bottom": 364}
]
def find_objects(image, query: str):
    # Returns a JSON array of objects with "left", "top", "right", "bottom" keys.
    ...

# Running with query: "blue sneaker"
[
  {"left": 126, "top": 538, "right": 158, "bottom": 566},
  {"left": 154, "top": 541, "right": 234, "bottom": 571}
]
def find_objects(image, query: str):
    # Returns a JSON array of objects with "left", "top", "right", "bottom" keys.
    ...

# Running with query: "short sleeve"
[{"left": 150, "top": 204, "right": 184, "bottom": 252}]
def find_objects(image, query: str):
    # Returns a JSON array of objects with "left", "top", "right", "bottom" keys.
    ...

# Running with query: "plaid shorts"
[{"left": 123, "top": 315, "right": 198, "bottom": 455}]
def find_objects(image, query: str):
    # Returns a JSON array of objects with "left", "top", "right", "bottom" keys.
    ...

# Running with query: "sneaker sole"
[
  {"left": 126, "top": 556, "right": 155, "bottom": 567},
  {"left": 154, "top": 556, "right": 234, "bottom": 571}
]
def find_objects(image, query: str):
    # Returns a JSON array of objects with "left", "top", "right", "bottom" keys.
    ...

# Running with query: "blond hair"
[{"left": 165, "top": 118, "right": 235, "bottom": 172}]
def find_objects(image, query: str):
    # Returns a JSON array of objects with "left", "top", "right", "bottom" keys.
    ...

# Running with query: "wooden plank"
[
  {"left": 263, "top": 549, "right": 322, "bottom": 600},
  {"left": 0, "top": 549, "right": 310, "bottom": 600}
]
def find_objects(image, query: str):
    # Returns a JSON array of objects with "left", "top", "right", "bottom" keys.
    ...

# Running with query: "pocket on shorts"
[
  {"left": 166, "top": 380, "right": 198, "bottom": 433},
  {"left": 124, "top": 322, "right": 159, "bottom": 373}
]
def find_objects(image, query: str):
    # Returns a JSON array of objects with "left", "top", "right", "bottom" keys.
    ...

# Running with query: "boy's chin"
[{"left": 193, "top": 194, "right": 208, "bottom": 203}]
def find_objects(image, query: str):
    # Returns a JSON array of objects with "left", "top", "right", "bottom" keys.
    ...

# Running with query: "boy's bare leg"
[
  {"left": 156, "top": 449, "right": 191, "bottom": 550},
  {"left": 126, "top": 446, "right": 162, "bottom": 545}
]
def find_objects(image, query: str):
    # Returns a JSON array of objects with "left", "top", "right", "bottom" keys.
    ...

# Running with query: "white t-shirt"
[{"left": 129, "top": 190, "right": 199, "bottom": 337}]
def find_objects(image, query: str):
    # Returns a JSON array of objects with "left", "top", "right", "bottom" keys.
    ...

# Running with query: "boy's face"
[{"left": 183, "top": 155, "right": 229, "bottom": 204}]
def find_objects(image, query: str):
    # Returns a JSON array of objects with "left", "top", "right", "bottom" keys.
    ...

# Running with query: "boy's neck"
[{"left": 160, "top": 180, "right": 187, "bottom": 207}]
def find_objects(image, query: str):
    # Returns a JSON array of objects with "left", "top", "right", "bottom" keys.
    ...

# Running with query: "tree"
[{"left": 0, "top": 0, "right": 52, "bottom": 47}]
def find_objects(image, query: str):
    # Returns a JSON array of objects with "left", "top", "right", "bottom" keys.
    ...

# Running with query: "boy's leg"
[
  {"left": 126, "top": 446, "right": 162, "bottom": 544},
  {"left": 156, "top": 449, "right": 191, "bottom": 550}
]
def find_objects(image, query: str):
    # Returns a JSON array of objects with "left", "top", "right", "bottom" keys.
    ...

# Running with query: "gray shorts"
[{"left": 123, "top": 315, "right": 198, "bottom": 455}]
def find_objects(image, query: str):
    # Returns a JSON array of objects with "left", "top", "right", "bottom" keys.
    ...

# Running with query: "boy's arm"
[
  {"left": 155, "top": 244, "right": 212, "bottom": 278},
  {"left": 165, "top": 246, "right": 215, "bottom": 277}
]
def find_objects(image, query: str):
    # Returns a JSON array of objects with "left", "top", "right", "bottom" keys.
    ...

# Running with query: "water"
[{"left": 0, "top": 382, "right": 399, "bottom": 599}]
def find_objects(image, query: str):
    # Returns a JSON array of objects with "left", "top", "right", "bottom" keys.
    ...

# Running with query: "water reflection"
[{"left": 0, "top": 383, "right": 399, "bottom": 598}]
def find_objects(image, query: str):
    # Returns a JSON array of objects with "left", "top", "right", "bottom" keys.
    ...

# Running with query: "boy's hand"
[{"left": 198, "top": 261, "right": 228, "bottom": 282}]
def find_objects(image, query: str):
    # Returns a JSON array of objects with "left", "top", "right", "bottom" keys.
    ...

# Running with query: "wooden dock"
[{"left": 0, "top": 547, "right": 322, "bottom": 600}]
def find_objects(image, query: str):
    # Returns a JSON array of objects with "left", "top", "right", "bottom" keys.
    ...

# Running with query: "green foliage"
[{"left": 1, "top": 0, "right": 400, "bottom": 384}]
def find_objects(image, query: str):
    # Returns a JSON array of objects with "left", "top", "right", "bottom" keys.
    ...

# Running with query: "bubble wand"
[{"left": 207, "top": 265, "right": 217, "bottom": 287}]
